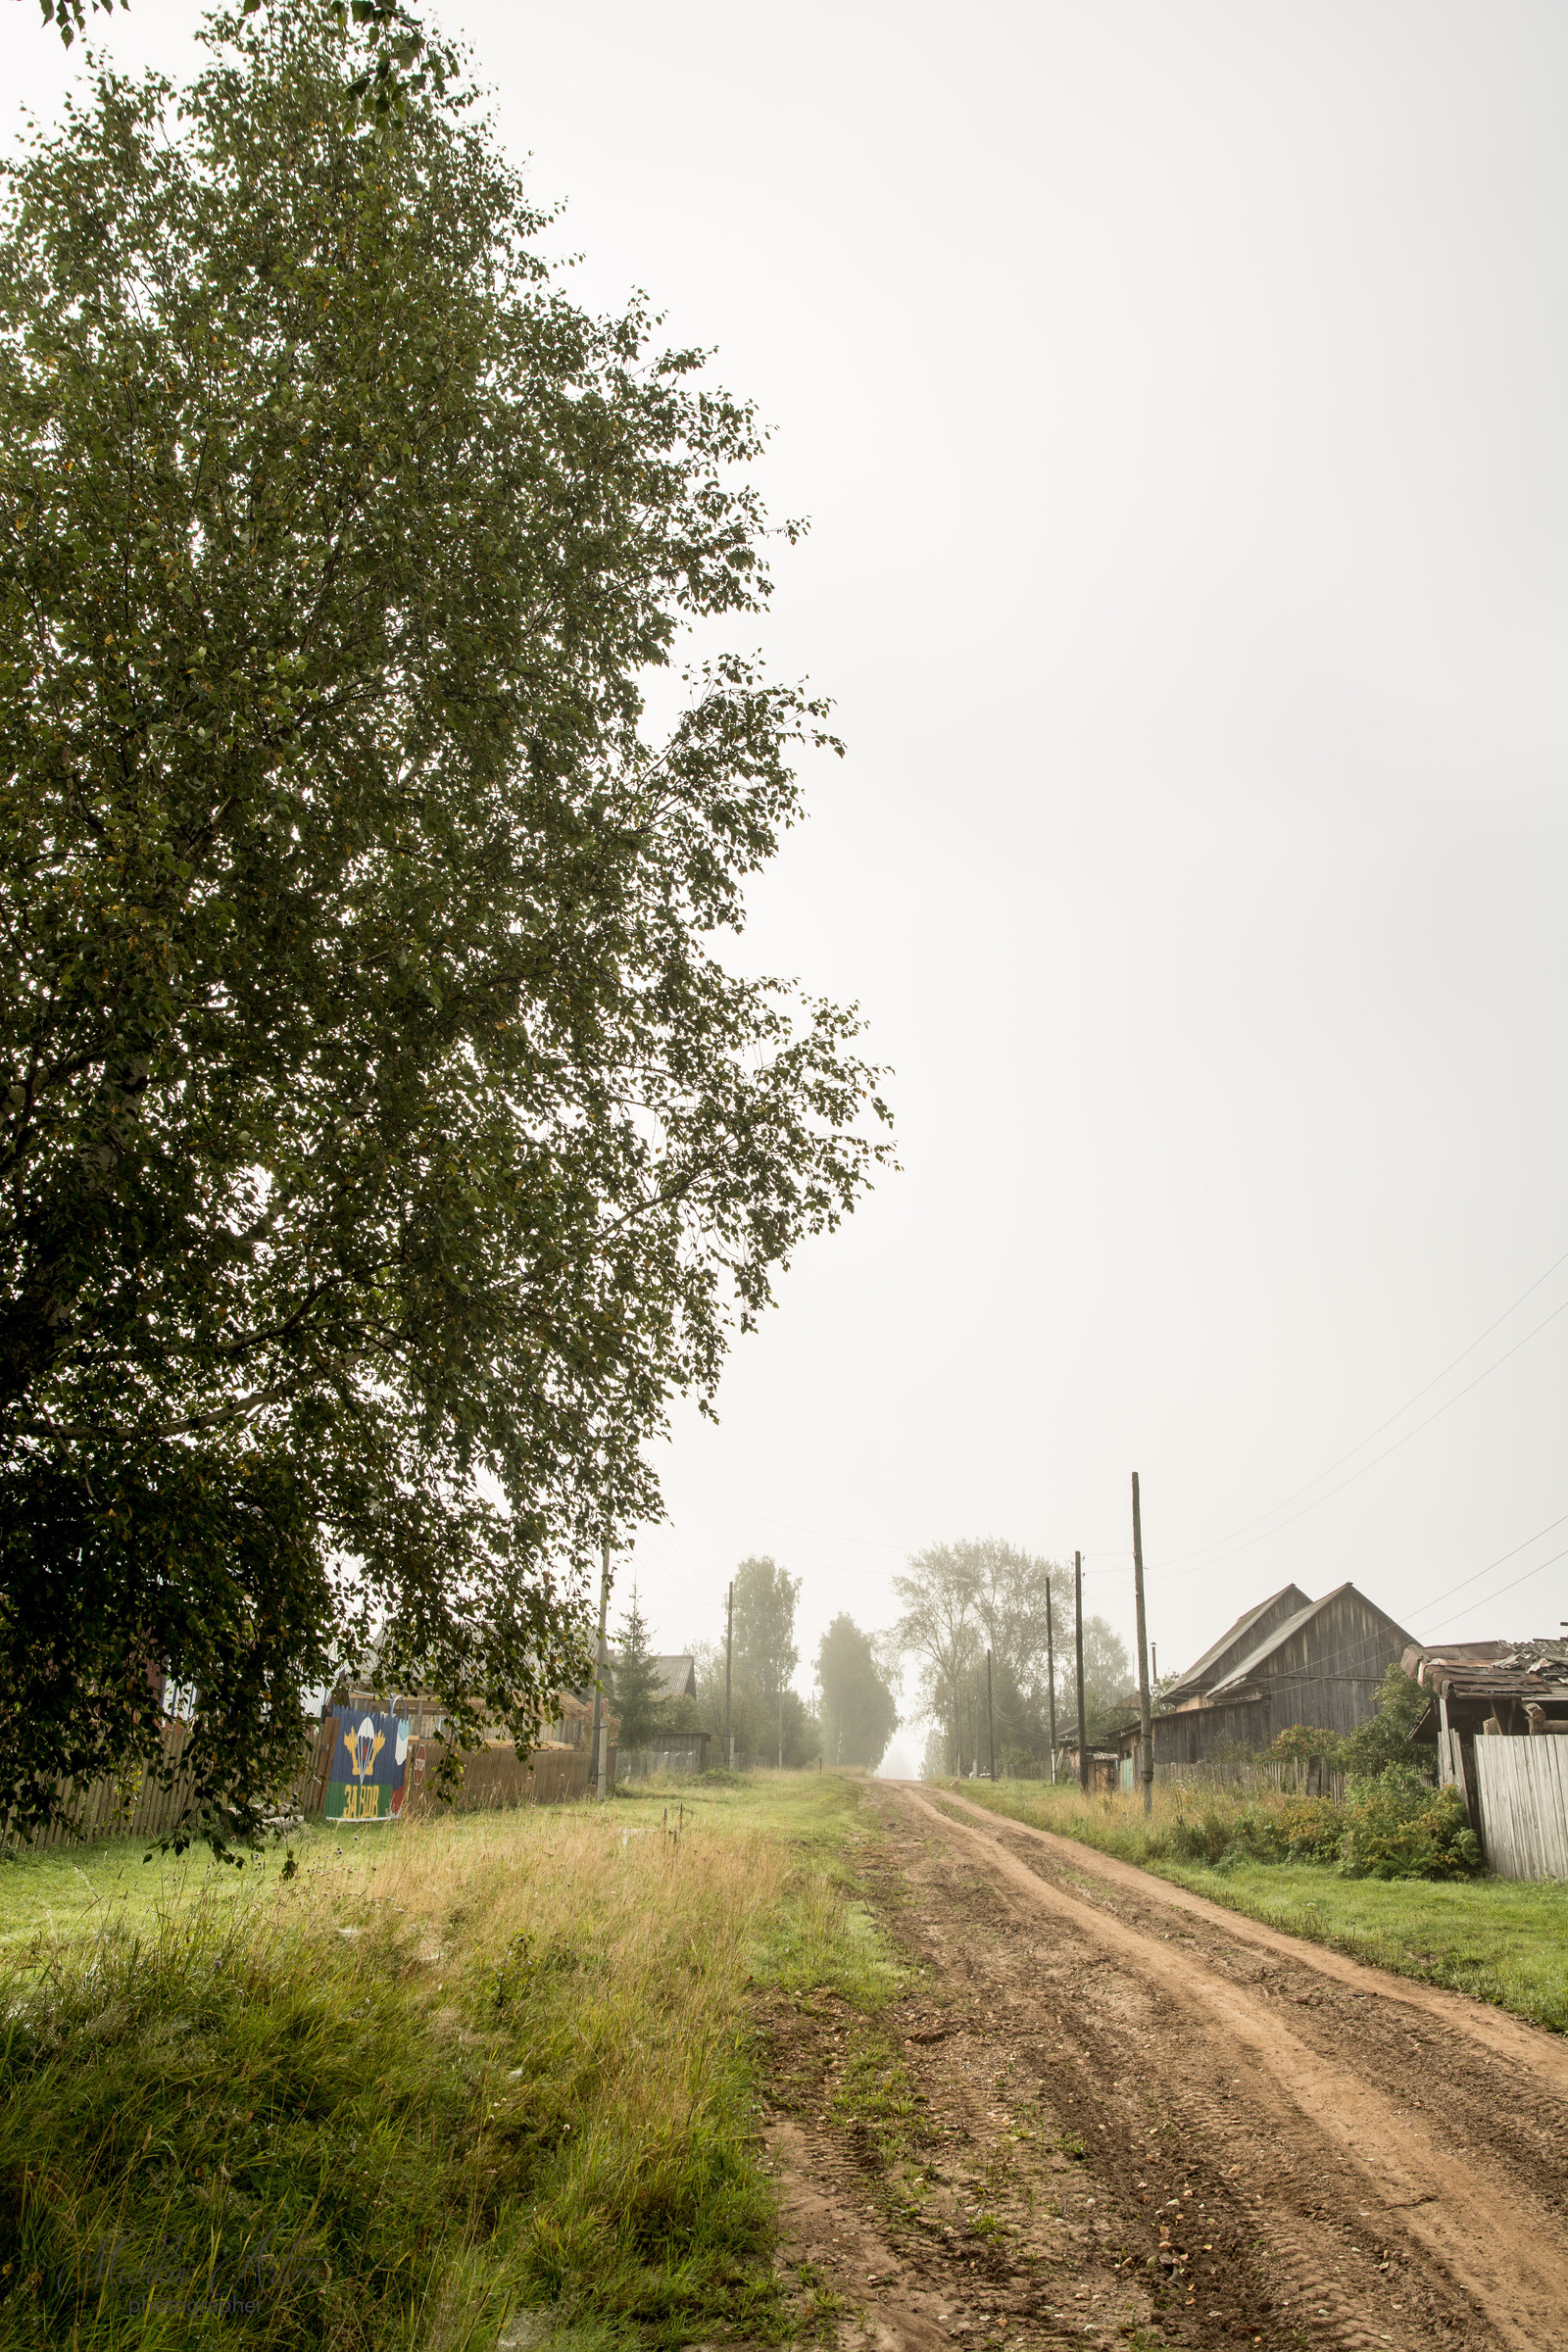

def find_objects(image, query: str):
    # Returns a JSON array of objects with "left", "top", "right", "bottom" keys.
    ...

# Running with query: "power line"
[
  {"left": 1405, "top": 1511, "right": 1568, "bottom": 1623},
  {"left": 1421, "top": 1546, "right": 1568, "bottom": 1639},
  {"left": 1156, "top": 1243, "right": 1568, "bottom": 1571},
  {"left": 1150, "top": 1291, "right": 1568, "bottom": 1581}
]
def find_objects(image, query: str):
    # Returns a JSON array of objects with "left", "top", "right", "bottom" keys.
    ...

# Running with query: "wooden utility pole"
[
  {"left": 986, "top": 1649, "right": 996, "bottom": 1782},
  {"left": 1046, "top": 1579, "right": 1057, "bottom": 1781},
  {"left": 590, "top": 1535, "right": 611, "bottom": 1803},
  {"left": 1132, "top": 1472, "right": 1153, "bottom": 1818},
  {"left": 724, "top": 1581, "right": 734, "bottom": 1770},
  {"left": 1074, "top": 1550, "right": 1088, "bottom": 1792},
  {"left": 778, "top": 1686, "right": 784, "bottom": 1772},
  {"left": 954, "top": 1676, "right": 963, "bottom": 1779}
]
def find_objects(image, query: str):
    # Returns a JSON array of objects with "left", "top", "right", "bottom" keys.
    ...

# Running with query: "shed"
[
  {"left": 1404, "top": 1640, "right": 1568, "bottom": 1877},
  {"left": 1145, "top": 1582, "right": 1416, "bottom": 1771},
  {"left": 1055, "top": 1740, "right": 1122, "bottom": 1795}
]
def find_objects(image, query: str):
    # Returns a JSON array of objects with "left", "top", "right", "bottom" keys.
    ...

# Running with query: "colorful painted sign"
[{"left": 323, "top": 1709, "right": 411, "bottom": 1823}]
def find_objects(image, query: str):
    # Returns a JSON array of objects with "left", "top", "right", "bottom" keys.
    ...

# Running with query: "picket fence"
[{"left": 1473, "top": 1737, "right": 1568, "bottom": 1882}]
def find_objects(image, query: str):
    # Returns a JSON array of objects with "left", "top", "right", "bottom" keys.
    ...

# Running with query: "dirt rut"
[{"left": 762, "top": 1782, "right": 1568, "bottom": 2352}]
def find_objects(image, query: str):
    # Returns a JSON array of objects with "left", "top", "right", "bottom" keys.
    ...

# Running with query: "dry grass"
[{"left": 0, "top": 1773, "right": 895, "bottom": 2350}]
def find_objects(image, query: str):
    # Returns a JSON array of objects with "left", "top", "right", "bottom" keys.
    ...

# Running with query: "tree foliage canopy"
[
  {"left": 814, "top": 1612, "right": 898, "bottom": 1771},
  {"left": 729, "top": 1556, "right": 801, "bottom": 1700},
  {"left": 0, "top": 6, "right": 889, "bottom": 1843},
  {"left": 894, "top": 1538, "right": 1132, "bottom": 1774},
  {"left": 608, "top": 1592, "right": 670, "bottom": 1754}
]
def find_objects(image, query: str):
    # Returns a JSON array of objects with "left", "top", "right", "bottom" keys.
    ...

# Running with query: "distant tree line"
[
  {"left": 894, "top": 1538, "right": 1134, "bottom": 1779},
  {"left": 610, "top": 1533, "right": 1140, "bottom": 1785},
  {"left": 609, "top": 1553, "right": 901, "bottom": 1772}
]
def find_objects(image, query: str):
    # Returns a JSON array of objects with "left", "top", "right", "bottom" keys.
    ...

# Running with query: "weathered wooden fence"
[
  {"left": 5, "top": 1722, "right": 619, "bottom": 1852},
  {"left": 402, "top": 1740, "right": 595, "bottom": 1812},
  {"left": 617, "top": 1732, "right": 711, "bottom": 1780},
  {"left": 6, "top": 1722, "right": 330, "bottom": 1854},
  {"left": 1474, "top": 1738, "right": 1568, "bottom": 1881}
]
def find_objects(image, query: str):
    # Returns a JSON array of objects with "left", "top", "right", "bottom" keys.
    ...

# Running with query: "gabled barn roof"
[
  {"left": 1165, "top": 1584, "right": 1313, "bottom": 1700},
  {"left": 1205, "top": 1582, "right": 1417, "bottom": 1698}
]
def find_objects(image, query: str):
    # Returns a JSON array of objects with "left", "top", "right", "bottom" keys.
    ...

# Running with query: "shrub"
[
  {"left": 1339, "top": 1667, "right": 1431, "bottom": 1779},
  {"left": 1336, "top": 1766, "right": 1482, "bottom": 1881}
]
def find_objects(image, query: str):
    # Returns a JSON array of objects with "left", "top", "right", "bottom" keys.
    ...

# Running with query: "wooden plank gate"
[{"left": 1473, "top": 1738, "right": 1568, "bottom": 1881}]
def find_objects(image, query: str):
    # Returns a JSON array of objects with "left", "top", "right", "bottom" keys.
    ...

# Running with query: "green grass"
[
  {"left": 935, "top": 1778, "right": 1568, "bottom": 2034},
  {"left": 0, "top": 1771, "right": 900, "bottom": 2351},
  {"left": 0, "top": 1838, "right": 265, "bottom": 1958}
]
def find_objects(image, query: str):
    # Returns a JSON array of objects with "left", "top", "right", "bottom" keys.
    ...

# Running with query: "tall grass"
[{"left": 0, "top": 1776, "right": 891, "bottom": 2349}]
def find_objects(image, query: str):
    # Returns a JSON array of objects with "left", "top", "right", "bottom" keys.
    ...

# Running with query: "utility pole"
[
  {"left": 986, "top": 1649, "right": 996, "bottom": 1782},
  {"left": 1046, "top": 1579, "right": 1057, "bottom": 1782},
  {"left": 589, "top": 1535, "right": 611, "bottom": 1804},
  {"left": 1133, "top": 1472, "right": 1153, "bottom": 1818},
  {"left": 954, "top": 1677, "right": 962, "bottom": 1780},
  {"left": 1074, "top": 1549, "right": 1088, "bottom": 1793},
  {"left": 778, "top": 1685, "right": 784, "bottom": 1772},
  {"left": 724, "top": 1581, "right": 734, "bottom": 1770}
]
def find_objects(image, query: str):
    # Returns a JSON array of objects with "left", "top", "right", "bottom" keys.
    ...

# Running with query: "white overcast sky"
[{"left": 15, "top": 1, "right": 1566, "bottom": 1763}]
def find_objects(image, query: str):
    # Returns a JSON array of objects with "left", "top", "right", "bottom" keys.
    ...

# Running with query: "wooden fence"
[
  {"left": 1474, "top": 1738, "right": 1568, "bottom": 1881},
  {"left": 402, "top": 1740, "right": 596, "bottom": 1812},
  {"left": 6, "top": 1721, "right": 330, "bottom": 1854},
  {"left": 4, "top": 1721, "right": 615, "bottom": 1852}
]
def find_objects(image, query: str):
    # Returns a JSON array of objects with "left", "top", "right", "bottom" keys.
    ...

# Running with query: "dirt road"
[{"left": 762, "top": 1781, "right": 1568, "bottom": 2352}]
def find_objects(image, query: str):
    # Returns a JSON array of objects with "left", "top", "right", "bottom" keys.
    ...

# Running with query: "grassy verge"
[
  {"left": 933, "top": 1778, "right": 1568, "bottom": 2034},
  {"left": 0, "top": 1771, "right": 897, "bottom": 2351}
]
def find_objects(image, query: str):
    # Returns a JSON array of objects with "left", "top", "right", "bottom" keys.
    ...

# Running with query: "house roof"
[
  {"left": 1165, "top": 1585, "right": 1313, "bottom": 1699},
  {"left": 1402, "top": 1640, "right": 1568, "bottom": 1735},
  {"left": 1403, "top": 1638, "right": 1568, "bottom": 1686},
  {"left": 1203, "top": 1582, "right": 1416, "bottom": 1698},
  {"left": 650, "top": 1654, "right": 697, "bottom": 1702}
]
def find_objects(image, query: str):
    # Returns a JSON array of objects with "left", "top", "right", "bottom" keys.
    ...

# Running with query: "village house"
[{"left": 1129, "top": 1580, "right": 1417, "bottom": 1773}]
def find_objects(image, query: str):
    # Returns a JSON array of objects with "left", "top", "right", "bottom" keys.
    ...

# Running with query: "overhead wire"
[
  {"left": 1153, "top": 1243, "right": 1568, "bottom": 1572},
  {"left": 1403, "top": 1510, "right": 1568, "bottom": 1623},
  {"left": 1145, "top": 1292, "right": 1568, "bottom": 1582},
  {"left": 1420, "top": 1545, "right": 1568, "bottom": 1639}
]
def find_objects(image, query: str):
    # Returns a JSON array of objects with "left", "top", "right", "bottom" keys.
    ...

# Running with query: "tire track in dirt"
[
  {"left": 932, "top": 1785, "right": 1568, "bottom": 2091},
  {"left": 902, "top": 1785, "right": 1568, "bottom": 2351}
]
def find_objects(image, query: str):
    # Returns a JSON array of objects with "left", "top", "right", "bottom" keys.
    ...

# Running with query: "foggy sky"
[{"left": 16, "top": 1, "right": 1565, "bottom": 1746}]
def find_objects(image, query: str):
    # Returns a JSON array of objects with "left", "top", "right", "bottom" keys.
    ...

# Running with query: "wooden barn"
[{"left": 1148, "top": 1582, "right": 1416, "bottom": 1769}]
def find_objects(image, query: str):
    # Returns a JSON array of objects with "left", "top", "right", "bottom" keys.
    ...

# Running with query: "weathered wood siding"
[
  {"left": 1152, "top": 1694, "right": 1267, "bottom": 1766},
  {"left": 1246, "top": 1586, "right": 1411, "bottom": 1738},
  {"left": 1152, "top": 1586, "right": 1414, "bottom": 1767},
  {"left": 1473, "top": 1739, "right": 1568, "bottom": 1881},
  {"left": 1176, "top": 1585, "right": 1313, "bottom": 1697}
]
